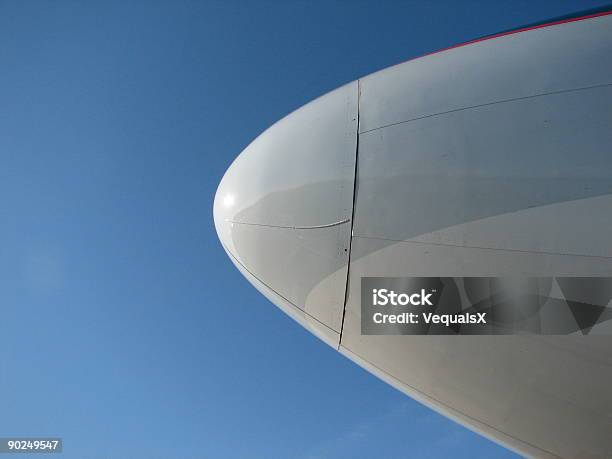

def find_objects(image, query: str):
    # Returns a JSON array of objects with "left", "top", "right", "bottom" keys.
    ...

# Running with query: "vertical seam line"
[{"left": 338, "top": 79, "right": 360, "bottom": 349}]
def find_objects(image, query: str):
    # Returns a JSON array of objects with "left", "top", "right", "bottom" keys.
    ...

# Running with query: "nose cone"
[{"left": 214, "top": 82, "right": 358, "bottom": 346}]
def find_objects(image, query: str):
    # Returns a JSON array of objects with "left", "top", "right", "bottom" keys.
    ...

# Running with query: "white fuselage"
[{"left": 214, "top": 12, "right": 612, "bottom": 459}]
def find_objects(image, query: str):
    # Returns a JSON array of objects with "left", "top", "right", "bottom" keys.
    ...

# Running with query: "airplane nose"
[{"left": 214, "top": 82, "right": 358, "bottom": 346}]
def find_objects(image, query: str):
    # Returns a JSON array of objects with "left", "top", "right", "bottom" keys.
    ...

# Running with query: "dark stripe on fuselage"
[{"left": 421, "top": 5, "right": 612, "bottom": 59}]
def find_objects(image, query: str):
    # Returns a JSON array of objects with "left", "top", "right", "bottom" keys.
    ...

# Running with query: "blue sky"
[{"left": 0, "top": 1, "right": 608, "bottom": 458}]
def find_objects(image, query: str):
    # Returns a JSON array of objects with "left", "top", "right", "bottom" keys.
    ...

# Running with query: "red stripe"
[{"left": 420, "top": 10, "right": 612, "bottom": 59}]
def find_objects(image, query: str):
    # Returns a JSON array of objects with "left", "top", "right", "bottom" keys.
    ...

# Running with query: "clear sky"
[{"left": 1, "top": 1, "right": 608, "bottom": 458}]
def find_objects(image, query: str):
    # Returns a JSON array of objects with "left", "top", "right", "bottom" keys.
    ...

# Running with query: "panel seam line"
[
  {"left": 338, "top": 80, "right": 361, "bottom": 349},
  {"left": 224, "top": 218, "right": 350, "bottom": 230},
  {"left": 360, "top": 82, "right": 612, "bottom": 134},
  {"left": 353, "top": 234, "right": 612, "bottom": 260}
]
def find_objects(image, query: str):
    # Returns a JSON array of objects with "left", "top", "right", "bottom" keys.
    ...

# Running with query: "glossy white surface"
[{"left": 214, "top": 82, "right": 357, "bottom": 335}]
